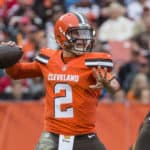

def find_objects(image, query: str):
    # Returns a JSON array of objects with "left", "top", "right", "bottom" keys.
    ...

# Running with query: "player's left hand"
[{"left": 89, "top": 66, "right": 114, "bottom": 89}]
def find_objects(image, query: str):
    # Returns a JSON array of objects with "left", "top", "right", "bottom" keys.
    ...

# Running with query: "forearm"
[{"left": 6, "top": 61, "right": 42, "bottom": 79}]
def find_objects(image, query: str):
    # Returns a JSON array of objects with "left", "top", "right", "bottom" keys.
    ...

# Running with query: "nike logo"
[{"left": 88, "top": 134, "right": 95, "bottom": 139}]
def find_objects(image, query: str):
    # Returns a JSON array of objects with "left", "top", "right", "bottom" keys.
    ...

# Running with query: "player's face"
[{"left": 66, "top": 28, "right": 94, "bottom": 55}]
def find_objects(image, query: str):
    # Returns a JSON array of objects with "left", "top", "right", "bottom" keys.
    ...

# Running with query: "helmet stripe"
[{"left": 73, "top": 12, "right": 86, "bottom": 24}]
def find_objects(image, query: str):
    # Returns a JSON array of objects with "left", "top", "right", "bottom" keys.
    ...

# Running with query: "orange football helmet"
[{"left": 54, "top": 12, "right": 95, "bottom": 55}]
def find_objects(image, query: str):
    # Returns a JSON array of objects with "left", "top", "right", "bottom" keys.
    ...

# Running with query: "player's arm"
[
  {"left": 6, "top": 61, "right": 42, "bottom": 79},
  {"left": 89, "top": 66, "right": 120, "bottom": 94}
]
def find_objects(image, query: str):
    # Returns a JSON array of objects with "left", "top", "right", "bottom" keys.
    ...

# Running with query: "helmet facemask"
[{"left": 65, "top": 26, "right": 95, "bottom": 55}]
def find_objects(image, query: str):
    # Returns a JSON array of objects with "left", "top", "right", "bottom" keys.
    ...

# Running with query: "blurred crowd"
[{"left": 0, "top": 0, "right": 150, "bottom": 103}]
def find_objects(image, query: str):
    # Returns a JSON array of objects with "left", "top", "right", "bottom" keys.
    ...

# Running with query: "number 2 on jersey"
[{"left": 54, "top": 83, "right": 74, "bottom": 118}]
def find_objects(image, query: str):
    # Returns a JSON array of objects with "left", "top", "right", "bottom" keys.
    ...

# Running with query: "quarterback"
[{"left": 4, "top": 12, "right": 120, "bottom": 150}]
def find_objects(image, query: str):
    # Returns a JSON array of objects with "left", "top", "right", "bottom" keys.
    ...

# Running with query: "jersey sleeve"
[
  {"left": 6, "top": 48, "right": 54, "bottom": 79},
  {"left": 85, "top": 52, "right": 115, "bottom": 80},
  {"left": 85, "top": 52, "right": 114, "bottom": 72},
  {"left": 34, "top": 48, "right": 56, "bottom": 64},
  {"left": 6, "top": 61, "right": 42, "bottom": 79}
]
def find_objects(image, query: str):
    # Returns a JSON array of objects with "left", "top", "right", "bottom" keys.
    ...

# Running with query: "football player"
[
  {"left": 3, "top": 12, "right": 120, "bottom": 150},
  {"left": 134, "top": 111, "right": 150, "bottom": 150}
]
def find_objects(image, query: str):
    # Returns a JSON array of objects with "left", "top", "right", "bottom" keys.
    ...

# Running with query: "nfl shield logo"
[{"left": 62, "top": 65, "right": 67, "bottom": 71}]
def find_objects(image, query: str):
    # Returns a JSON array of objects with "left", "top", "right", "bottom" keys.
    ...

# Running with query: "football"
[{"left": 0, "top": 45, "right": 23, "bottom": 68}]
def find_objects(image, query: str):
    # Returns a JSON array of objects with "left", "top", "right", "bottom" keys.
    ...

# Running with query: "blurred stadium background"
[{"left": 0, "top": 0, "right": 150, "bottom": 150}]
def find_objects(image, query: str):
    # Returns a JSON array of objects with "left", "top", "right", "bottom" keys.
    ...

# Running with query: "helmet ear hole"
[{"left": 64, "top": 41, "right": 69, "bottom": 46}]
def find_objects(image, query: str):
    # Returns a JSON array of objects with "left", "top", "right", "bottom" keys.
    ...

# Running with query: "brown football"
[{"left": 0, "top": 45, "right": 23, "bottom": 68}]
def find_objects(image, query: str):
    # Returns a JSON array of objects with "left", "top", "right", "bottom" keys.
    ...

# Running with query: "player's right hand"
[
  {"left": 0, "top": 41, "right": 23, "bottom": 68},
  {"left": 0, "top": 41, "right": 22, "bottom": 49}
]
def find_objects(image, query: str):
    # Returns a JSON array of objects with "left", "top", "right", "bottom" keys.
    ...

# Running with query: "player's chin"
[{"left": 72, "top": 50, "right": 86, "bottom": 56}]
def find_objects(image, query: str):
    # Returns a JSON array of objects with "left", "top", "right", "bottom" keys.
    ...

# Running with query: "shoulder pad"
[
  {"left": 35, "top": 48, "right": 56, "bottom": 64},
  {"left": 85, "top": 52, "right": 113, "bottom": 70}
]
